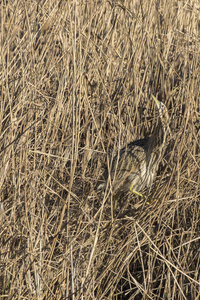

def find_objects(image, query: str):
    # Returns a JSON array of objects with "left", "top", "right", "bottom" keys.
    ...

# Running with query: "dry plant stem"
[{"left": 0, "top": 0, "right": 200, "bottom": 299}]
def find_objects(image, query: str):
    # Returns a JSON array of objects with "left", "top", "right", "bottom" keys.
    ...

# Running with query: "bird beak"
[{"left": 151, "top": 94, "right": 160, "bottom": 108}]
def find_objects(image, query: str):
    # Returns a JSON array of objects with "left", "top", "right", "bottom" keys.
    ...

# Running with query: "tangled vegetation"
[{"left": 0, "top": 0, "right": 200, "bottom": 299}]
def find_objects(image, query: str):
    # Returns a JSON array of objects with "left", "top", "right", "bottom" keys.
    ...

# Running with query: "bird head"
[
  {"left": 152, "top": 95, "right": 170, "bottom": 127},
  {"left": 152, "top": 95, "right": 172, "bottom": 139}
]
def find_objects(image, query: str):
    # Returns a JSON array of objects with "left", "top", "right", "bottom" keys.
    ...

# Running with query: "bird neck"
[{"left": 149, "top": 119, "right": 167, "bottom": 152}]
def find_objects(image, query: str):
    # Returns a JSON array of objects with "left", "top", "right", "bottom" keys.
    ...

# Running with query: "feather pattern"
[{"left": 98, "top": 96, "right": 171, "bottom": 200}]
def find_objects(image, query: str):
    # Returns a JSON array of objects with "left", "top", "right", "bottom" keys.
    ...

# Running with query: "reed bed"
[{"left": 0, "top": 0, "right": 200, "bottom": 299}]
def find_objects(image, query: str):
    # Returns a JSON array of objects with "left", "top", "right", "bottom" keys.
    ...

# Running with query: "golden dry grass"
[{"left": 0, "top": 0, "right": 200, "bottom": 299}]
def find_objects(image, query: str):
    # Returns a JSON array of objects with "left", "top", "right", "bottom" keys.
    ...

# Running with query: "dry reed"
[{"left": 0, "top": 0, "right": 200, "bottom": 299}]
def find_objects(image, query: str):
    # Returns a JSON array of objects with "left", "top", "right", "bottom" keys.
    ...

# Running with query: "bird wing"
[{"left": 110, "top": 139, "right": 149, "bottom": 193}]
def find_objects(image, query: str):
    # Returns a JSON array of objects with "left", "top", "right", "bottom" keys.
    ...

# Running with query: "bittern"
[{"left": 98, "top": 95, "right": 171, "bottom": 210}]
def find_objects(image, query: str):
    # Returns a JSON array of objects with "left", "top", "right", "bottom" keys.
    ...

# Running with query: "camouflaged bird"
[{"left": 98, "top": 95, "right": 171, "bottom": 210}]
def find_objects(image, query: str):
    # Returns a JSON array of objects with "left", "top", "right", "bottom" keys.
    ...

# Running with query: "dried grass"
[{"left": 0, "top": 0, "right": 200, "bottom": 299}]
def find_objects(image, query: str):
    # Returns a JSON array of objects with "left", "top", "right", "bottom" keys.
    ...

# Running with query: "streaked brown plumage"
[{"left": 98, "top": 95, "right": 171, "bottom": 208}]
